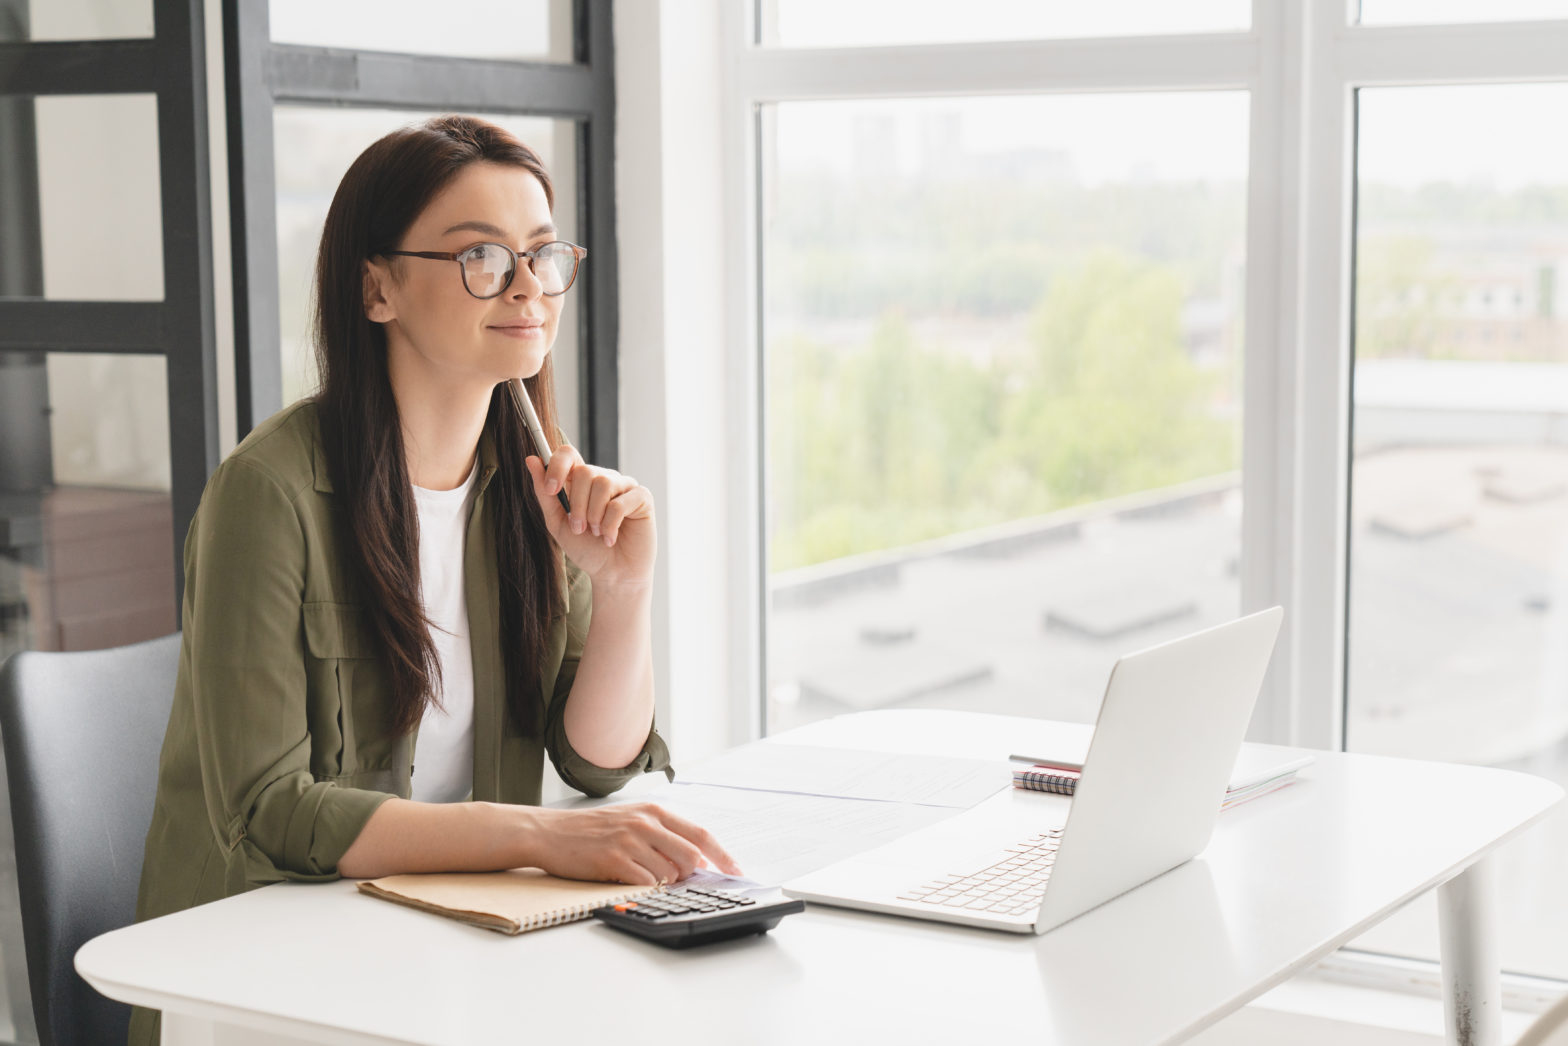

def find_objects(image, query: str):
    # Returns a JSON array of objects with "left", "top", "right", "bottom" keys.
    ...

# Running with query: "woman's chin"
[{"left": 496, "top": 349, "right": 551, "bottom": 382}]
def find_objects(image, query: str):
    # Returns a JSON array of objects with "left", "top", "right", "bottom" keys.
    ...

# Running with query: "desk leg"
[{"left": 1437, "top": 856, "right": 1501, "bottom": 1046}]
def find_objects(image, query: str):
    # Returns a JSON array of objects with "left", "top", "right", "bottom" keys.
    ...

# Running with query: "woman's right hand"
[{"left": 522, "top": 803, "right": 743, "bottom": 886}]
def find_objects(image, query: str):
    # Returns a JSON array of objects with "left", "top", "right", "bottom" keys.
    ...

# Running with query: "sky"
[
  {"left": 770, "top": 81, "right": 1568, "bottom": 190},
  {"left": 22, "top": 0, "right": 1568, "bottom": 191}
]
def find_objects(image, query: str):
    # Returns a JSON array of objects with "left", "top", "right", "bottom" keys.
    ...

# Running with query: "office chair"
[
  {"left": 1517, "top": 993, "right": 1568, "bottom": 1046},
  {"left": 0, "top": 632, "right": 180, "bottom": 1046}
]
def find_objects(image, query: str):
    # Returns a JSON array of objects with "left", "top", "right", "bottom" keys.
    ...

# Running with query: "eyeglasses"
[{"left": 378, "top": 240, "right": 587, "bottom": 299}]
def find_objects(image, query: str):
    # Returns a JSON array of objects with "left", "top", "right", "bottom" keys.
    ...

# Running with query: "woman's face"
[{"left": 364, "top": 161, "right": 564, "bottom": 388}]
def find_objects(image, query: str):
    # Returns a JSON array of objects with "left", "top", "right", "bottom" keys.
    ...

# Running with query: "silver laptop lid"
[{"left": 1034, "top": 606, "right": 1283, "bottom": 933}]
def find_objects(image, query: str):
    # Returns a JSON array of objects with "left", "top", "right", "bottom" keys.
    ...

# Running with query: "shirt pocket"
[{"left": 301, "top": 601, "right": 375, "bottom": 777}]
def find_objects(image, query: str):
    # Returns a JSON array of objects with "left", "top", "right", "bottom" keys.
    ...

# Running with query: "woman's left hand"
[{"left": 525, "top": 448, "right": 656, "bottom": 587}]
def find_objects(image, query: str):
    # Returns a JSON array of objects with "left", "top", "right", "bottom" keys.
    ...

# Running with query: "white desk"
[{"left": 77, "top": 710, "right": 1563, "bottom": 1046}]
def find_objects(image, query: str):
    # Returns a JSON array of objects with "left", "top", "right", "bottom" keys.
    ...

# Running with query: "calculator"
[{"left": 590, "top": 886, "right": 804, "bottom": 948}]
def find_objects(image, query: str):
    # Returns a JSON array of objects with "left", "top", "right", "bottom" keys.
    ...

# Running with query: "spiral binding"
[
  {"left": 520, "top": 883, "right": 666, "bottom": 931},
  {"left": 1011, "top": 767, "right": 1081, "bottom": 796}
]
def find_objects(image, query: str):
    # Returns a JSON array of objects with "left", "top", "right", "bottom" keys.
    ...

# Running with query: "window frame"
[
  {"left": 222, "top": 0, "right": 622, "bottom": 466},
  {"left": 719, "top": 0, "right": 1568, "bottom": 987},
  {"left": 0, "top": 0, "right": 220, "bottom": 609}
]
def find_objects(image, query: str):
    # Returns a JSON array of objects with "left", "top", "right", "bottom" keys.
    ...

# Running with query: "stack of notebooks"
[{"left": 1013, "top": 748, "right": 1312, "bottom": 809}]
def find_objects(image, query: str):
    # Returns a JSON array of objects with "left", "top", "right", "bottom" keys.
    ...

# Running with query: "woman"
[{"left": 130, "top": 115, "right": 737, "bottom": 1045}]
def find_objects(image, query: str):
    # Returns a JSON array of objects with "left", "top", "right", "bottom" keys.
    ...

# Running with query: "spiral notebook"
[
  {"left": 1012, "top": 748, "right": 1312, "bottom": 808},
  {"left": 358, "top": 868, "right": 662, "bottom": 935}
]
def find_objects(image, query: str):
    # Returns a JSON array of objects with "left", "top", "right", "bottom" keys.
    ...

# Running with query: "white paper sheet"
[
  {"left": 605, "top": 781, "right": 958, "bottom": 885},
  {"left": 675, "top": 741, "right": 1007, "bottom": 809}
]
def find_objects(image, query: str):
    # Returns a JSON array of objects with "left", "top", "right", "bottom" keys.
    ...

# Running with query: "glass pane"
[
  {"left": 269, "top": 0, "right": 573, "bottom": 61},
  {"left": 760, "top": 0, "right": 1248, "bottom": 47},
  {"left": 0, "top": 0, "right": 153, "bottom": 41},
  {"left": 763, "top": 93, "right": 1249, "bottom": 734},
  {"left": 0, "top": 352, "right": 174, "bottom": 661},
  {"left": 0, "top": 95, "right": 163, "bottom": 302},
  {"left": 1346, "top": 83, "right": 1568, "bottom": 978},
  {"left": 1359, "top": 0, "right": 1568, "bottom": 25},
  {"left": 271, "top": 107, "right": 582, "bottom": 438}
]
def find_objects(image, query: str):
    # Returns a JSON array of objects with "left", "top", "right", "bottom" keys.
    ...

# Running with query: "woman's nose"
[{"left": 508, "top": 261, "right": 544, "bottom": 301}]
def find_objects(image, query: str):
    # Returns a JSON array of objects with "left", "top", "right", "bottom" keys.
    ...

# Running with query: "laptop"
[{"left": 782, "top": 606, "right": 1284, "bottom": 935}]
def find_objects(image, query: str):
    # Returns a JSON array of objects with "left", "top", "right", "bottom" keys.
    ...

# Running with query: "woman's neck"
[{"left": 386, "top": 346, "right": 492, "bottom": 491}]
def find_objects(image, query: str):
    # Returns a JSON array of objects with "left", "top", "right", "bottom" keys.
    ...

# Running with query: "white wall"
[{"left": 614, "top": 0, "right": 736, "bottom": 762}]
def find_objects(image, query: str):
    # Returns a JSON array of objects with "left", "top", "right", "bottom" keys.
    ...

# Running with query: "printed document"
[{"left": 676, "top": 741, "right": 1006, "bottom": 809}]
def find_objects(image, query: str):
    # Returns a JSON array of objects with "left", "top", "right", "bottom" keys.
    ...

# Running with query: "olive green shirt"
[{"left": 129, "top": 400, "right": 671, "bottom": 1046}]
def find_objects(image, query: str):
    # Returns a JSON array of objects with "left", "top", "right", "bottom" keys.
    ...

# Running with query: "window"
[
  {"left": 724, "top": 0, "right": 1568, "bottom": 997},
  {"left": 762, "top": 92, "right": 1249, "bottom": 733},
  {"left": 270, "top": 107, "right": 582, "bottom": 436},
  {"left": 0, "top": 0, "right": 153, "bottom": 40},
  {"left": 1347, "top": 81, "right": 1568, "bottom": 979},
  {"left": 268, "top": 0, "right": 571, "bottom": 61},
  {"left": 227, "top": 2, "right": 620, "bottom": 463},
  {"left": 0, "top": 11, "right": 217, "bottom": 1040},
  {"left": 0, "top": 17, "right": 216, "bottom": 657},
  {"left": 757, "top": 0, "right": 1248, "bottom": 47},
  {"left": 1359, "top": 0, "right": 1568, "bottom": 25}
]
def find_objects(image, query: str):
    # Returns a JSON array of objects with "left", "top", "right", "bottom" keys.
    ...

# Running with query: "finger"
[
  {"left": 568, "top": 467, "right": 595, "bottom": 534},
  {"left": 614, "top": 858, "right": 661, "bottom": 887},
  {"left": 649, "top": 807, "right": 743, "bottom": 876},
  {"left": 585, "top": 473, "right": 620, "bottom": 537},
  {"left": 600, "top": 487, "right": 652, "bottom": 548},
  {"left": 632, "top": 846, "right": 683, "bottom": 886},
  {"left": 544, "top": 444, "right": 581, "bottom": 497},
  {"left": 648, "top": 828, "right": 705, "bottom": 882}
]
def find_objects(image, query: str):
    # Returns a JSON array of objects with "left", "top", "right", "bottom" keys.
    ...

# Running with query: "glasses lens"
[
  {"left": 461, "top": 243, "right": 514, "bottom": 299},
  {"left": 533, "top": 242, "right": 577, "bottom": 295}
]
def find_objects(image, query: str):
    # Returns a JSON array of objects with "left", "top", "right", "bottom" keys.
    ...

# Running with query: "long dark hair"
[{"left": 313, "top": 114, "right": 565, "bottom": 738}]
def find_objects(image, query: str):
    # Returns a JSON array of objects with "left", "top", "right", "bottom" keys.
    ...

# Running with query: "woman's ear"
[{"left": 362, "top": 259, "right": 396, "bottom": 323}]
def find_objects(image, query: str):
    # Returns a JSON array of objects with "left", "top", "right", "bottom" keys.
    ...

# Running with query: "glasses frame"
[{"left": 378, "top": 239, "right": 588, "bottom": 299}]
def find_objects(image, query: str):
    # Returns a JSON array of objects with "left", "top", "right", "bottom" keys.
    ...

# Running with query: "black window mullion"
[
  {"left": 154, "top": 0, "right": 220, "bottom": 609},
  {"left": 0, "top": 39, "right": 160, "bottom": 95},
  {"left": 581, "top": 0, "right": 618, "bottom": 469},
  {"left": 267, "top": 47, "right": 596, "bottom": 116},
  {"left": 0, "top": 0, "right": 217, "bottom": 621},
  {"left": 223, "top": 0, "right": 281, "bottom": 435},
  {"left": 0, "top": 302, "right": 166, "bottom": 352}
]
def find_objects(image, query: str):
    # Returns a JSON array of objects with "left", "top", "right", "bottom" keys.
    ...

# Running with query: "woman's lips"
[{"left": 489, "top": 324, "right": 544, "bottom": 339}]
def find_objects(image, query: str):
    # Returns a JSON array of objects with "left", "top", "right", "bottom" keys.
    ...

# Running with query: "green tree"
[
  {"left": 768, "top": 250, "right": 1238, "bottom": 572},
  {"left": 1001, "top": 250, "right": 1235, "bottom": 509},
  {"left": 1355, "top": 234, "right": 1456, "bottom": 360}
]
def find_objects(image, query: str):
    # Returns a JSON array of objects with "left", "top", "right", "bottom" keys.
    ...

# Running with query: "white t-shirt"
[{"left": 409, "top": 458, "right": 480, "bottom": 803}]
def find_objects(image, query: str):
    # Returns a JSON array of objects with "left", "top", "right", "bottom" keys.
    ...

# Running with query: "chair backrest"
[{"left": 0, "top": 632, "right": 180, "bottom": 1046}]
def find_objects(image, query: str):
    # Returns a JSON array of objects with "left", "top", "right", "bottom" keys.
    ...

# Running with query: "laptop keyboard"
[{"left": 895, "top": 827, "right": 1064, "bottom": 917}]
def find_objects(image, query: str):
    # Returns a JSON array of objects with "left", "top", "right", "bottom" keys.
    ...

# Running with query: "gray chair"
[{"left": 0, "top": 632, "right": 180, "bottom": 1046}]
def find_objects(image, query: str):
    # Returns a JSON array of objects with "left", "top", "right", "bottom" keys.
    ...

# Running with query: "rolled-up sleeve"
[
  {"left": 184, "top": 459, "right": 393, "bottom": 883},
  {"left": 543, "top": 561, "right": 675, "bottom": 798}
]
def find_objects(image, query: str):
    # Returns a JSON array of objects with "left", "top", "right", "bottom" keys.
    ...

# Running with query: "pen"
[
  {"left": 1008, "top": 754, "right": 1084, "bottom": 772},
  {"left": 509, "top": 378, "right": 572, "bottom": 515}
]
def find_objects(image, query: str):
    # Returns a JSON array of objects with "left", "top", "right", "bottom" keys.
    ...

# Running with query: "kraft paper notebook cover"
[{"left": 358, "top": 868, "right": 661, "bottom": 935}]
